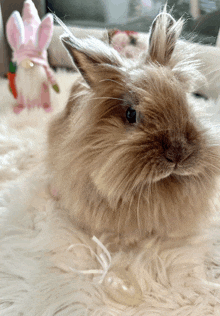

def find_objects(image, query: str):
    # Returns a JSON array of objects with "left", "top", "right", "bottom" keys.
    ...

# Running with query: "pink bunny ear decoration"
[
  {"left": 36, "top": 14, "right": 53, "bottom": 51},
  {"left": 6, "top": 11, "right": 25, "bottom": 51}
]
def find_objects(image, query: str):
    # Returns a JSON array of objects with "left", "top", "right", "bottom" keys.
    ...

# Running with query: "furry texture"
[
  {"left": 1, "top": 71, "right": 220, "bottom": 315},
  {"left": 15, "top": 64, "right": 47, "bottom": 107},
  {"left": 48, "top": 12, "right": 220, "bottom": 247},
  {"left": 1, "top": 9, "right": 220, "bottom": 315}
]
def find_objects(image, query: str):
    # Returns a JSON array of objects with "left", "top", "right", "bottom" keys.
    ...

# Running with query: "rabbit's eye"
[{"left": 126, "top": 107, "right": 136, "bottom": 123}]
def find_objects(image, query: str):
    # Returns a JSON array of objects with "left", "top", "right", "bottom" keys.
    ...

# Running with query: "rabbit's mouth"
[
  {"left": 172, "top": 168, "right": 197, "bottom": 177},
  {"left": 152, "top": 162, "right": 198, "bottom": 182},
  {"left": 170, "top": 159, "right": 200, "bottom": 177},
  {"left": 150, "top": 168, "right": 173, "bottom": 182}
]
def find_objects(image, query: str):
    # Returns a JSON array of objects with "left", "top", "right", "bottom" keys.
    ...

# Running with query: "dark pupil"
[{"left": 126, "top": 107, "right": 136, "bottom": 123}]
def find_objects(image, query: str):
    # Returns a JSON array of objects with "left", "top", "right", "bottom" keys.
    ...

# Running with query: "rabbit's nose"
[{"left": 164, "top": 141, "right": 189, "bottom": 164}]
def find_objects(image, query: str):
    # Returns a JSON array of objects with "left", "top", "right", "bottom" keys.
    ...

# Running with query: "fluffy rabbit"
[
  {"left": 6, "top": 0, "right": 59, "bottom": 114},
  {"left": 48, "top": 11, "right": 220, "bottom": 247}
]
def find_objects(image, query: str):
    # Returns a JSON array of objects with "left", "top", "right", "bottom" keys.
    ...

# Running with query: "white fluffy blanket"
[{"left": 1, "top": 71, "right": 220, "bottom": 316}]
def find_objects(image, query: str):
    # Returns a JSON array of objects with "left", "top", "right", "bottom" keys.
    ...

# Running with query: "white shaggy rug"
[{"left": 2, "top": 70, "right": 220, "bottom": 315}]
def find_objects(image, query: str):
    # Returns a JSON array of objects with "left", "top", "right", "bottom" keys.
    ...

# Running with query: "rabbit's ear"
[
  {"left": 36, "top": 13, "right": 53, "bottom": 51},
  {"left": 61, "top": 35, "right": 122, "bottom": 87},
  {"left": 148, "top": 10, "right": 183, "bottom": 65},
  {"left": 6, "top": 11, "right": 24, "bottom": 51}
]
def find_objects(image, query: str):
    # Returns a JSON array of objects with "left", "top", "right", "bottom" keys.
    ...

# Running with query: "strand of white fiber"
[{"left": 68, "top": 236, "right": 112, "bottom": 284}]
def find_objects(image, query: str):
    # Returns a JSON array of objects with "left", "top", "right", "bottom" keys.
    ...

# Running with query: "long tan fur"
[{"left": 47, "top": 9, "right": 220, "bottom": 247}]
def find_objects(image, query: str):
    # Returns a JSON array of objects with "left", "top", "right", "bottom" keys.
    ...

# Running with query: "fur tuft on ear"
[
  {"left": 61, "top": 34, "right": 122, "bottom": 87},
  {"left": 52, "top": 14, "right": 122, "bottom": 86},
  {"left": 148, "top": 8, "right": 183, "bottom": 65}
]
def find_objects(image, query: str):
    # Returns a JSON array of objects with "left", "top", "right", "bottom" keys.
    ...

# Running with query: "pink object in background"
[
  {"left": 41, "top": 82, "right": 52, "bottom": 112},
  {"left": 111, "top": 30, "right": 147, "bottom": 59},
  {"left": 6, "top": 0, "right": 59, "bottom": 113}
]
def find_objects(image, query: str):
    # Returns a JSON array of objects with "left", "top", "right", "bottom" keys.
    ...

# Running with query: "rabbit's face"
[
  {"left": 75, "top": 63, "right": 213, "bottom": 206},
  {"left": 48, "top": 12, "right": 220, "bottom": 239}
]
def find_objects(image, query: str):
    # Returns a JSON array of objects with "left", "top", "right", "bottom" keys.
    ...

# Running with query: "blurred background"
[
  {"left": 46, "top": 0, "right": 220, "bottom": 45},
  {"left": 1, "top": 0, "right": 220, "bottom": 76}
]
